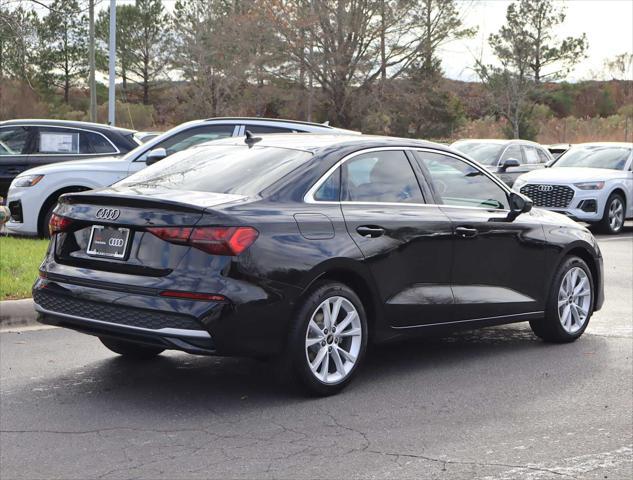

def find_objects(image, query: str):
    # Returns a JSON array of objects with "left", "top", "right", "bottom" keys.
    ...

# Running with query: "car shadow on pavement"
[{"left": 14, "top": 323, "right": 610, "bottom": 415}]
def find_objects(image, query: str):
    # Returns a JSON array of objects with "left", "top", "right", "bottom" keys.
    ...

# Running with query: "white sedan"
[
  {"left": 6, "top": 118, "right": 358, "bottom": 236},
  {"left": 514, "top": 142, "right": 632, "bottom": 234}
]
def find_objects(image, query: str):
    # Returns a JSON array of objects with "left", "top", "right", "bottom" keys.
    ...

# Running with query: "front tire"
[
  {"left": 595, "top": 193, "right": 625, "bottom": 235},
  {"left": 99, "top": 337, "right": 164, "bottom": 359},
  {"left": 287, "top": 282, "right": 368, "bottom": 396},
  {"left": 530, "top": 256, "right": 594, "bottom": 343}
]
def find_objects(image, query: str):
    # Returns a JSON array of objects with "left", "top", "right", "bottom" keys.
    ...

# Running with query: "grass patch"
[{"left": 0, "top": 236, "right": 49, "bottom": 300}]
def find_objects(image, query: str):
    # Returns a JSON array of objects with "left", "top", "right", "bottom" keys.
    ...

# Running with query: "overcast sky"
[{"left": 86, "top": 0, "right": 633, "bottom": 82}]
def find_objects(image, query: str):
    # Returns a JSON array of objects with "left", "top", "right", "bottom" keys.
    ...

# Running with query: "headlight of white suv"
[
  {"left": 11, "top": 174, "right": 44, "bottom": 188},
  {"left": 574, "top": 181, "right": 605, "bottom": 190}
]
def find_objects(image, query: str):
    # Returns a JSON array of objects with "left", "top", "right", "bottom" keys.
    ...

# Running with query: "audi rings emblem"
[
  {"left": 538, "top": 185, "right": 554, "bottom": 192},
  {"left": 95, "top": 208, "right": 120, "bottom": 220},
  {"left": 108, "top": 238, "right": 125, "bottom": 247}
]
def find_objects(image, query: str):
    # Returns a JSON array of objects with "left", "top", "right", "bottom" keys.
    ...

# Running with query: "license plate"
[{"left": 86, "top": 225, "right": 131, "bottom": 259}]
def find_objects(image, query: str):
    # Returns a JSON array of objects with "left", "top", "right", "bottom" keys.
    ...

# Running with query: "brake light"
[
  {"left": 147, "top": 226, "right": 259, "bottom": 256},
  {"left": 49, "top": 213, "right": 73, "bottom": 235}
]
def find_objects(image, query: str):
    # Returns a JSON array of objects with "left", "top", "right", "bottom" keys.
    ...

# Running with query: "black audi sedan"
[{"left": 34, "top": 134, "right": 604, "bottom": 395}]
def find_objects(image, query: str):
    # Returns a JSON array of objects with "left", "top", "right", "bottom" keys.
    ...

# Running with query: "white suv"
[
  {"left": 514, "top": 142, "right": 633, "bottom": 234},
  {"left": 6, "top": 118, "right": 358, "bottom": 236}
]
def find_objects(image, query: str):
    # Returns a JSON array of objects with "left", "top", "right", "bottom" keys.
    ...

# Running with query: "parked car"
[
  {"left": 514, "top": 142, "right": 633, "bottom": 234},
  {"left": 6, "top": 117, "right": 359, "bottom": 237},
  {"left": 34, "top": 134, "right": 604, "bottom": 395},
  {"left": 0, "top": 120, "right": 139, "bottom": 200},
  {"left": 451, "top": 139, "right": 553, "bottom": 187},
  {"left": 547, "top": 143, "right": 572, "bottom": 160}
]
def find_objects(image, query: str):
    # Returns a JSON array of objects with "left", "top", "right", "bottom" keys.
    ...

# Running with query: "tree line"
[{"left": 0, "top": 0, "right": 630, "bottom": 139}]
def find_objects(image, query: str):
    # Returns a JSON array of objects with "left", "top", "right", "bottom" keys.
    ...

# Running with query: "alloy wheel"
[
  {"left": 305, "top": 296, "right": 362, "bottom": 384},
  {"left": 557, "top": 267, "right": 592, "bottom": 334},
  {"left": 608, "top": 197, "right": 624, "bottom": 232}
]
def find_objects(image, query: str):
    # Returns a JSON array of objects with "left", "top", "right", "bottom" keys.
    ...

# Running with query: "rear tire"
[
  {"left": 285, "top": 282, "right": 368, "bottom": 396},
  {"left": 595, "top": 193, "right": 625, "bottom": 235},
  {"left": 530, "top": 256, "right": 594, "bottom": 343},
  {"left": 99, "top": 337, "right": 164, "bottom": 359}
]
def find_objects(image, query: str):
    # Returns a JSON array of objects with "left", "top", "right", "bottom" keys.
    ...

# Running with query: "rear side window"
[
  {"left": 0, "top": 126, "right": 30, "bottom": 155},
  {"left": 117, "top": 145, "right": 312, "bottom": 196},
  {"left": 342, "top": 151, "right": 424, "bottom": 203},
  {"left": 83, "top": 131, "right": 117, "bottom": 153},
  {"left": 314, "top": 168, "right": 340, "bottom": 201},
  {"left": 245, "top": 125, "right": 295, "bottom": 134}
]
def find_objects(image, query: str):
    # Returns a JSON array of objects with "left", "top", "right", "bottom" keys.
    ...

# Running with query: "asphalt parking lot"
[{"left": 1, "top": 228, "right": 631, "bottom": 480}]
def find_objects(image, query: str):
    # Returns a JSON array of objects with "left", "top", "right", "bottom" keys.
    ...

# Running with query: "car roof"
[
  {"left": 0, "top": 119, "right": 136, "bottom": 135},
  {"left": 194, "top": 133, "right": 451, "bottom": 154},
  {"left": 202, "top": 116, "right": 359, "bottom": 133},
  {"left": 571, "top": 142, "right": 633, "bottom": 148},
  {"left": 452, "top": 138, "right": 541, "bottom": 146}
]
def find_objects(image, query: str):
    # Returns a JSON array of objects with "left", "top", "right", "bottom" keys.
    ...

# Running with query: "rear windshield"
[
  {"left": 554, "top": 146, "right": 631, "bottom": 170},
  {"left": 451, "top": 142, "right": 505, "bottom": 166},
  {"left": 115, "top": 145, "right": 312, "bottom": 195}
]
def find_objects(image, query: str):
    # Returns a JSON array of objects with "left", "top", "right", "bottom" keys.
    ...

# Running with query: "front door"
[
  {"left": 416, "top": 150, "right": 546, "bottom": 322},
  {"left": 339, "top": 149, "right": 454, "bottom": 328}
]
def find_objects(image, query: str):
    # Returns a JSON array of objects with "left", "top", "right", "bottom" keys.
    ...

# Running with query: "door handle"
[
  {"left": 356, "top": 226, "right": 386, "bottom": 238},
  {"left": 455, "top": 226, "right": 478, "bottom": 238}
]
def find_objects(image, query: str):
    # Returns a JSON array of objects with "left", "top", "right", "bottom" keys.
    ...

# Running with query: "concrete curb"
[{"left": 0, "top": 298, "right": 38, "bottom": 329}]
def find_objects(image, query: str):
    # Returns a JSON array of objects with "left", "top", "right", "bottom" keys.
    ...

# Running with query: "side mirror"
[
  {"left": 507, "top": 191, "right": 533, "bottom": 221},
  {"left": 498, "top": 158, "right": 521, "bottom": 172},
  {"left": 145, "top": 147, "right": 167, "bottom": 166}
]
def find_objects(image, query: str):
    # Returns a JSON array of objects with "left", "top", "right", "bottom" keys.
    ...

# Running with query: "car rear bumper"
[{"left": 33, "top": 273, "right": 298, "bottom": 357}]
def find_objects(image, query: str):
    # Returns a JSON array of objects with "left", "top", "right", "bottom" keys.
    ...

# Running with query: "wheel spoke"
[
  {"left": 330, "top": 297, "right": 343, "bottom": 326},
  {"left": 322, "top": 302, "right": 332, "bottom": 330},
  {"left": 336, "top": 345, "right": 357, "bottom": 363},
  {"left": 310, "top": 347, "right": 327, "bottom": 372},
  {"left": 308, "top": 320, "right": 322, "bottom": 336},
  {"left": 570, "top": 303, "right": 580, "bottom": 326},
  {"left": 306, "top": 336, "right": 323, "bottom": 347},
  {"left": 335, "top": 311, "right": 356, "bottom": 333},
  {"left": 331, "top": 346, "right": 345, "bottom": 376},
  {"left": 319, "top": 350, "right": 330, "bottom": 381},
  {"left": 338, "top": 327, "right": 362, "bottom": 338},
  {"left": 574, "top": 301, "right": 589, "bottom": 317},
  {"left": 573, "top": 277, "right": 587, "bottom": 296},
  {"left": 561, "top": 305, "right": 571, "bottom": 329}
]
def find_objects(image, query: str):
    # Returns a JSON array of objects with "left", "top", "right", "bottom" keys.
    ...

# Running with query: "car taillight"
[
  {"left": 147, "top": 226, "right": 259, "bottom": 256},
  {"left": 49, "top": 213, "right": 73, "bottom": 236}
]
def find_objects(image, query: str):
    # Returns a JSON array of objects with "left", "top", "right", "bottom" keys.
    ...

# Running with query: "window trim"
[
  {"left": 305, "top": 146, "right": 512, "bottom": 212},
  {"left": 497, "top": 143, "right": 524, "bottom": 166},
  {"left": 25, "top": 125, "right": 120, "bottom": 156}
]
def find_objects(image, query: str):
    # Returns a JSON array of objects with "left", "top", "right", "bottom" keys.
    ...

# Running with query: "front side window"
[
  {"left": 451, "top": 141, "right": 505, "bottom": 166},
  {"left": 419, "top": 152, "right": 509, "bottom": 210},
  {"left": 500, "top": 145, "right": 523, "bottom": 164},
  {"left": 0, "top": 126, "right": 30, "bottom": 155},
  {"left": 137, "top": 125, "right": 235, "bottom": 161},
  {"left": 523, "top": 146, "right": 540, "bottom": 164},
  {"left": 342, "top": 151, "right": 424, "bottom": 203},
  {"left": 537, "top": 148, "right": 550, "bottom": 163}
]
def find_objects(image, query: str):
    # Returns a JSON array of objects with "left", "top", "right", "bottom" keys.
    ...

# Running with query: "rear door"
[
  {"left": 416, "top": 150, "right": 546, "bottom": 322},
  {"left": 338, "top": 149, "right": 454, "bottom": 328}
]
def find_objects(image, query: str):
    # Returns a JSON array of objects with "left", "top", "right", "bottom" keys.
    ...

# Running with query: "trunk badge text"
[{"left": 95, "top": 208, "right": 121, "bottom": 220}]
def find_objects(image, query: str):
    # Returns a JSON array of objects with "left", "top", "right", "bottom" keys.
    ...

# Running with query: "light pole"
[
  {"left": 108, "top": 0, "right": 116, "bottom": 125},
  {"left": 88, "top": 0, "right": 96, "bottom": 122}
]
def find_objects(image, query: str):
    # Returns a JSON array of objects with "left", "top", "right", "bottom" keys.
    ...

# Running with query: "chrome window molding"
[
  {"left": 304, "top": 146, "right": 513, "bottom": 213},
  {"left": 0, "top": 124, "right": 121, "bottom": 156}
]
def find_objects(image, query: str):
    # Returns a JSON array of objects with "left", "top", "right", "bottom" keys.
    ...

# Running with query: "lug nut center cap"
[{"left": 326, "top": 334, "right": 334, "bottom": 345}]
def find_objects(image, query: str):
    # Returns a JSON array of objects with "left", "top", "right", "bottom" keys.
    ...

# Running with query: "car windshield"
[
  {"left": 115, "top": 144, "right": 312, "bottom": 196},
  {"left": 554, "top": 146, "right": 631, "bottom": 170},
  {"left": 451, "top": 142, "right": 505, "bottom": 166}
]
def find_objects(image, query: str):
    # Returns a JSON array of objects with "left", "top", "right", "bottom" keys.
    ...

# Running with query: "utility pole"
[
  {"left": 108, "top": 0, "right": 116, "bottom": 126},
  {"left": 88, "top": 0, "right": 97, "bottom": 122}
]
